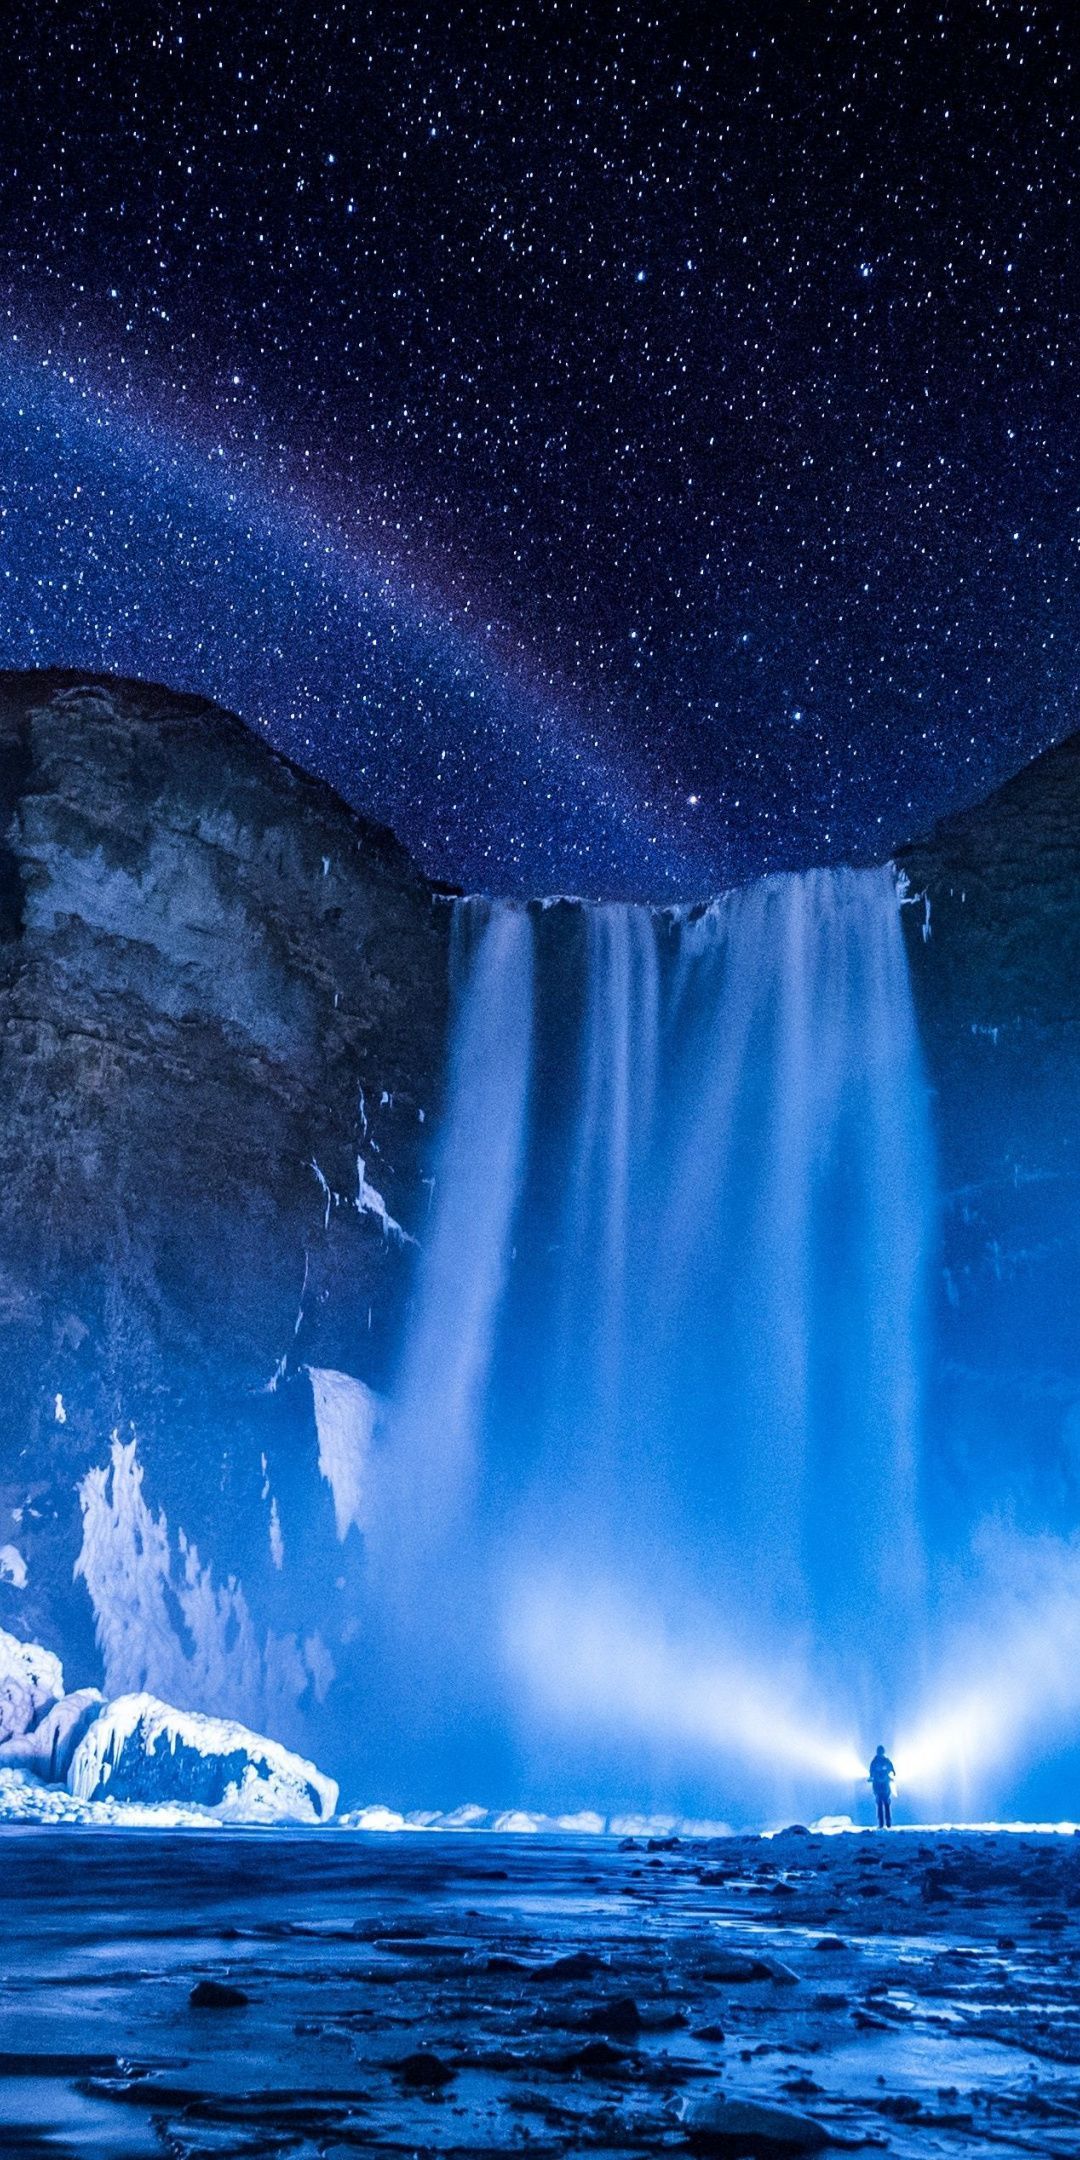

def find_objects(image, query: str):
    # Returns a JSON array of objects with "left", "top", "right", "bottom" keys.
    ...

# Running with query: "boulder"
[
  {"left": 684, "top": 2092, "right": 831, "bottom": 2154},
  {"left": 189, "top": 1979, "right": 250, "bottom": 2009},
  {"left": 699, "top": 1949, "right": 777, "bottom": 1983}
]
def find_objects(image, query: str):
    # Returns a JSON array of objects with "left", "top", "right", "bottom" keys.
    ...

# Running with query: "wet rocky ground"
[{"left": 1, "top": 1825, "right": 1079, "bottom": 2156}]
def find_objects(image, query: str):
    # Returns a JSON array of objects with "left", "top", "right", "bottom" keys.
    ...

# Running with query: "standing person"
[{"left": 869, "top": 1744, "right": 895, "bottom": 1828}]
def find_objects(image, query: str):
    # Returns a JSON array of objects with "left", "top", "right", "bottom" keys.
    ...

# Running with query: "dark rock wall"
[
  {"left": 0, "top": 672, "right": 449, "bottom": 1762},
  {"left": 897, "top": 732, "right": 1080, "bottom": 1531}
]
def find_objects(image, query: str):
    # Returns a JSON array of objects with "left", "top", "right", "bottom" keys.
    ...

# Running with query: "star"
[{"left": 0, "top": 3, "right": 1071, "bottom": 896}]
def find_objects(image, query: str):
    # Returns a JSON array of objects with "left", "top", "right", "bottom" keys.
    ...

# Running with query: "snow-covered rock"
[
  {"left": 67, "top": 1692, "right": 338, "bottom": 1824},
  {"left": 0, "top": 1767, "right": 221, "bottom": 1828},
  {"left": 332, "top": 1803, "right": 729, "bottom": 1838},
  {"left": 435, "top": 1802, "right": 491, "bottom": 1829},
  {"left": 0, "top": 1628, "right": 63, "bottom": 1744},
  {"left": 0, "top": 1689, "right": 103, "bottom": 1783},
  {"left": 339, "top": 1803, "right": 415, "bottom": 1832}
]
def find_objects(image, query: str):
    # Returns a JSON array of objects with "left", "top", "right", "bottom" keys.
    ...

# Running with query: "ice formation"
[
  {"left": 0, "top": 1689, "right": 103, "bottom": 1782},
  {"left": 355, "top": 1156, "right": 414, "bottom": 1244},
  {"left": 67, "top": 1692, "right": 338, "bottom": 1823},
  {"left": 0, "top": 1625, "right": 63, "bottom": 1743},
  {"left": 307, "top": 1366, "right": 379, "bottom": 1540},
  {"left": 0, "top": 1767, "right": 220, "bottom": 1827},
  {"left": 0, "top": 1618, "right": 340, "bottom": 1825},
  {"left": 309, "top": 1153, "right": 414, "bottom": 1243},
  {"left": 74, "top": 1432, "right": 332, "bottom": 1728},
  {"left": 332, "top": 1802, "right": 731, "bottom": 1836}
]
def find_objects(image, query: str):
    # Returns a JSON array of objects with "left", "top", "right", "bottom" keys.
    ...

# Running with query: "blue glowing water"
[{"left": 375, "top": 867, "right": 934, "bottom": 1820}]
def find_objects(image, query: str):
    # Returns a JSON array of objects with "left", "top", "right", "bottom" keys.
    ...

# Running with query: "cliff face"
[
  {"left": 897, "top": 732, "right": 1080, "bottom": 1529},
  {"left": 0, "top": 672, "right": 449, "bottom": 1764},
  {"left": 2, "top": 665, "right": 1078, "bottom": 1794}
]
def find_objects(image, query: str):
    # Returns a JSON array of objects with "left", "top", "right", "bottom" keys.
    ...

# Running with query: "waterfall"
[
  {"left": 375, "top": 866, "right": 932, "bottom": 1812},
  {"left": 375, "top": 898, "right": 534, "bottom": 1583},
  {"left": 640, "top": 868, "right": 930, "bottom": 1681}
]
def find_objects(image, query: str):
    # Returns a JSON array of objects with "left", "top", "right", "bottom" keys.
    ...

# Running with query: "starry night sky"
[{"left": 1, "top": 2, "right": 1078, "bottom": 896}]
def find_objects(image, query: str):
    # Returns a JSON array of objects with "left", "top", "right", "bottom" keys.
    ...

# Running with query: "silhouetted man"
[{"left": 869, "top": 1744, "right": 895, "bottom": 1828}]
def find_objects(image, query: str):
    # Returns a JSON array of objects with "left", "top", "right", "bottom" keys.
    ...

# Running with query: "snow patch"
[
  {"left": 0, "top": 1544, "right": 27, "bottom": 1588},
  {"left": 356, "top": 1156, "right": 415, "bottom": 1244},
  {"left": 310, "top": 1157, "right": 335, "bottom": 1230},
  {"left": 308, "top": 1367, "right": 379, "bottom": 1540}
]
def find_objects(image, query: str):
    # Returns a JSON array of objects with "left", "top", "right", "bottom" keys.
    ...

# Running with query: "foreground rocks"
[
  {"left": 683, "top": 2094, "right": 831, "bottom": 2153},
  {"left": 2, "top": 1826, "right": 1079, "bottom": 2156}
]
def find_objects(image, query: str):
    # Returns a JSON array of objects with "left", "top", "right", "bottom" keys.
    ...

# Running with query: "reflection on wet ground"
[{"left": 1, "top": 1825, "right": 1079, "bottom": 2154}]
